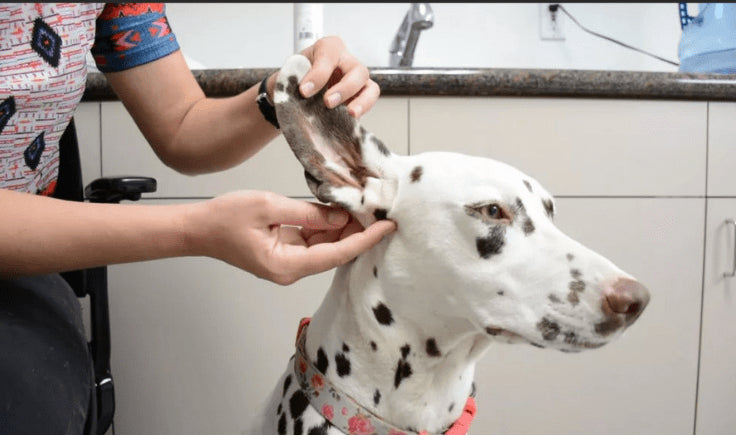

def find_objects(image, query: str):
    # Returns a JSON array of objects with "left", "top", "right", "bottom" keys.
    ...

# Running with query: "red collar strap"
[{"left": 295, "top": 317, "right": 477, "bottom": 435}]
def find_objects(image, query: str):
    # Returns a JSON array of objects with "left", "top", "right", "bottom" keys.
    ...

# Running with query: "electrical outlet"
[{"left": 540, "top": 3, "right": 565, "bottom": 41}]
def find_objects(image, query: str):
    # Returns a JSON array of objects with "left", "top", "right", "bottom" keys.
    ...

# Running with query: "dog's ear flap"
[{"left": 274, "top": 54, "right": 398, "bottom": 227}]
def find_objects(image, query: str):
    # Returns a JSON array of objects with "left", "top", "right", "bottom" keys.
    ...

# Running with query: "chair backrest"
[{"left": 54, "top": 118, "right": 88, "bottom": 296}]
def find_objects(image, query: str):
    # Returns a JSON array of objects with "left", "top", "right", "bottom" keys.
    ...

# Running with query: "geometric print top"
[{"left": 0, "top": 3, "right": 179, "bottom": 195}]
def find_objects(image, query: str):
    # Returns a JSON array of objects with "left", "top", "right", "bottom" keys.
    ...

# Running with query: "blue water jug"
[{"left": 678, "top": 3, "right": 736, "bottom": 73}]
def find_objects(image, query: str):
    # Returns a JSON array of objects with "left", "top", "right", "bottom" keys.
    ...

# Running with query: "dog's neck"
[{"left": 304, "top": 240, "right": 485, "bottom": 433}]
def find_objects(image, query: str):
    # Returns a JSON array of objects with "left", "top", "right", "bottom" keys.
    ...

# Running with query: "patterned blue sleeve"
[{"left": 91, "top": 3, "right": 180, "bottom": 73}]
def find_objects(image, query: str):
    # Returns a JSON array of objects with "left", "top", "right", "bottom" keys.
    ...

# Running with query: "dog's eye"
[
  {"left": 483, "top": 204, "right": 503, "bottom": 219},
  {"left": 480, "top": 204, "right": 508, "bottom": 220},
  {"left": 464, "top": 202, "right": 512, "bottom": 223}
]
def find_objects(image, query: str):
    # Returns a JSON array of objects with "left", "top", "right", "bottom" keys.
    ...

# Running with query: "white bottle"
[{"left": 293, "top": 3, "right": 324, "bottom": 53}]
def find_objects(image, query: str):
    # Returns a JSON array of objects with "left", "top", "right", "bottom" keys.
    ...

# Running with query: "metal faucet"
[{"left": 389, "top": 3, "right": 434, "bottom": 67}]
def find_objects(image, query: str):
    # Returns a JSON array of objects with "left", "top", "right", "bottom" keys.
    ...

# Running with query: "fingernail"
[
  {"left": 300, "top": 81, "right": 314, "bottom": 97},
  {"left": 328, "top": 210, "right": 346, "bottom": 225},
  {"left": 326, "top": 92, "right": 341, "bottom": 108}
]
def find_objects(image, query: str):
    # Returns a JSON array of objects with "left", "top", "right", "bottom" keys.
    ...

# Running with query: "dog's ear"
[{"left": 274, "top": 54, "right": 398, "bottom": 227}]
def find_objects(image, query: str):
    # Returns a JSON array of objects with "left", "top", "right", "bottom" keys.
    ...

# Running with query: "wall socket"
[{"left": 540, "top": 3, "right": 565, "bottom": 41}]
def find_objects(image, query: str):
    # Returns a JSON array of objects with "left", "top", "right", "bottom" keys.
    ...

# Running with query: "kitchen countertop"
[{"left": 82, "top": 67, "right": 736, "bottom": 101}]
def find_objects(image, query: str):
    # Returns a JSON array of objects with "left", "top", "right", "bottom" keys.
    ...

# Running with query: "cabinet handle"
[{"left": 726, "top": 219, "right": 736, "bottom": 278}]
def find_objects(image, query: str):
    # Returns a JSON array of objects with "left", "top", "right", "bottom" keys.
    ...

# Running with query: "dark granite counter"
[{"left": 83, "top": 68, "right": 736, "bottom": 102}]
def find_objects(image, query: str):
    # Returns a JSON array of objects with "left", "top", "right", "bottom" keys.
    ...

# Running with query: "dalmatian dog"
[{"left": 253, "top": 54, "right": 650, "bottom": 435}]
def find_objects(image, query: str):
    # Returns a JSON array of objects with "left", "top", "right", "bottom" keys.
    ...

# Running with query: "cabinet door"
[
  {"left": 106, "top": 201, "right": 336, "bottom": 434},
  {"left": 696, "top": 199, "right": 736, "bottom": 434},
  {"left": 708, "top": 103, "right": 736, "bottom": 196},
  {"left": 473, "top": 198, "right": 703, "bottom": 435}
]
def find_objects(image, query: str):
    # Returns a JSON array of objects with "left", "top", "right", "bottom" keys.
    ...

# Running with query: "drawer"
[
  {"left": 101, "top": 97, "right": 408, "bottom": 198},
  {"left": 409, "top": 97, "right": 706, "bottom": 197},
  {"left": 707, "top": 102, "right": 736, "bottom": 197}
]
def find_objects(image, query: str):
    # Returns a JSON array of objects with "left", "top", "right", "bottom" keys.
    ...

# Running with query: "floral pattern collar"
[{"left": 293, "top": 318, "right": 477, "bottom": 435}]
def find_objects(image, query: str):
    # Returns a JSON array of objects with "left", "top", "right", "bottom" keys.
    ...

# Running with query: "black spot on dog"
[
  {"left": 294, "top": 418, "right": 303, "bottom": 435},
  {"left": 523, "top": 180, "right": 533, "bottom": 192},
  {"left": 564, "top": 331, "right": 577, "bottom": 345},
  {"left": 567, "top": 291, "right": 580, "bottom": 305},
  {"left": 542, "top": 198, "right": 555, "bottom": 217},
  {"left": 523, "top": 218, "right": 535, "bottom": 235},
  {"left": 401, "top": 344, "right": 411, "bottom": 359},
  {"left": 277, "top": 413, "right": 286, "bottom": 435},
  {"left": 566, "top": 253, "right": 574, "bottom": 261},
  {"left": 342, "top": 342, "right": 350, "bottom": 352},
  {"left": 276, "top": 82, "right": 285, "bottom": 92},
  {"left": 361, "top": 195, "right": 365, "bottom": 205},
  {"left": 373, "top": 266, "right": 378, "bottom": 278},
  {"left": 595, "top": 317, "right": 623, "bottom": 336},
  {"left": 530, "top": 342, "right": 545, "bottom": 348},
  {"left": 370, "top": 341, "right": 377, "bottom": 351},
  {"left": 569, "top": 280, "right": 585, "bottom": 292},
  {"left": 476, "top": 226, "right": 506, "bottom": 258},
  {"left": 373, "top": 302, "right": 394, "bottom": 325},
  {"left": 307, "top": 421, "right": 333, "bottom": 435},
  {"left": 394, "top": 359, "right": 413, "bottom": 388},
  {"left": 549, "top": 294, "right": 562, "bottom": 303},
  {"left": 374, "top": 389, "right": 381, "bottom": 406},
  {"left": 316, "top": 348, "right": 328, "bottom": 374},
  {"left": 372, "top": 134, "right": 391, "bottom": 156},
  {"left": 374, "top": 208, "right": 388, "bottom": 220},
  {"left": 515, "top": 197, "right": 526, "bottom": 212},
  {"left": 410, "top": 166, "right": 423, "bottom": 183},
  {"left": 497, "top": 290, "right": 505, "bottom": 296},
  {"left": 537, "top": 317, "right": 561, "bottom": 341},
  {"left": 570, "top": 269, "right": 582, "bottom": 279},
  {"left": 277, "top": 403, "right": 282, "bottom": 415},
  {"left": 335, "top": 352, "right": 351, "bottom": 377},
  {"left": 426, "top": 338, "right": 441, "bottom": 357},
  {"left": 282, "top": 374, "right": 292, "bottom": 397},
  {"left": 289, "top": 389, "right": 309, "bottom": 419},
  {"left": 485, "top": 326, "right": 503, "bottom": 336},
  {"left": 448, "top": 402, "right": 455, "bottom": 412}
]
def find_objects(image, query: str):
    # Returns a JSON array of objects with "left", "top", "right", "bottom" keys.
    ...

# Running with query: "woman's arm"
[
  {"left": 104, "top": 36, "right": 380, "bottom": 175},
  {"left": 0, "top": 188, "right": 395, "bottom": 282}
]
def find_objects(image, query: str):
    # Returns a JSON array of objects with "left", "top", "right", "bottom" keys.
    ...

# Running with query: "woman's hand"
[
  {"left": 267, "top": 36, "right": 380, "bottom": 118},
  {"left": 187, "top": 190, "right": 396, "bottom": 285}
]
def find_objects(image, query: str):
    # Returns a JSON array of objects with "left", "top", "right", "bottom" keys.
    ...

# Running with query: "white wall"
[{"left": 165, "top": 3, "right": 685, "bottom": 72}]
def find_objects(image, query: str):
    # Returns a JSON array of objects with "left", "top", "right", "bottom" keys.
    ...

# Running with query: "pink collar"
[{"left": 295, "top": 318, "right": 477, "bottom": 435}]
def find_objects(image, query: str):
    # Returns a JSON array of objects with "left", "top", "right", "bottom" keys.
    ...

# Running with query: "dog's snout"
[{"left": 604, "top": 278, "right": 650, "bottom": 322}]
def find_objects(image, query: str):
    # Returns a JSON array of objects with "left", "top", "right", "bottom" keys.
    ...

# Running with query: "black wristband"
[{"left": 256, "top": 76, "right": 280, "bottom": 129}]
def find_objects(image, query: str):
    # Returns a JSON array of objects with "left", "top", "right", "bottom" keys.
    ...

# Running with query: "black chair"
[{"left": 54, "top": 118, "right": 156, "bottom": 435}]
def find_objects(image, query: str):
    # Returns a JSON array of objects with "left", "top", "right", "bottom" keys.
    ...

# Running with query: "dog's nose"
[{"left": 604, "top": 278, "right": 650, "bottom": 322}]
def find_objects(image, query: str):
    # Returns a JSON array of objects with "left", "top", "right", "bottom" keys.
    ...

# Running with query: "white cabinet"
[
  {"left": 79, "top": 95, "right": 710, "bottom": 435},
  {"left": 708, "top": 103, "right": 736, "bottom": 197},
  {"left": 696, "top": 199, "right": 736, "bottom": 434}
]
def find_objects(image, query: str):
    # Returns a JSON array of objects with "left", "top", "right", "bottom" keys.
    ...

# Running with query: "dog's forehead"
[{"left": 403, "top": 152, "right": 543, "bottom": 199}]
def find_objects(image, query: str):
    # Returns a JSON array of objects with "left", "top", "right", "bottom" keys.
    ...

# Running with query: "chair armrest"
[{"left": 84, "top": 176, "right": 157, "bottom": 204}]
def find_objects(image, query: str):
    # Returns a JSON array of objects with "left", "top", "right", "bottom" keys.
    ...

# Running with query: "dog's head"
[{"left": 275, "top": 55, "right": 649, "bottom": 354}]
